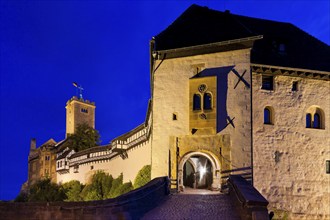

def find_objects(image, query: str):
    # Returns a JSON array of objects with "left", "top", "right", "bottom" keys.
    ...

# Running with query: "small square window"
[
  {"left": 91, "top": 166, "right": 94, "bottom": 170},
  {"left": 292, "top": 82, "right": 298, "bottom": 91},
  {"left": 261, "top": 76, "right": 273, "bottom": 90}
]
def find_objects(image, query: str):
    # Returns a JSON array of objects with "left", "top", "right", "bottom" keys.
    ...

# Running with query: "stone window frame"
[
  {"left": 172, "top": 112, "right": 178, "bottom": 121},
  {"left": 305, "top": 106, "right": 325, "bottom": 129},
  {"left": 261, "top": 75, "right": 274, "bottom": 91},
  {"left": 292, "top": 81, "right": 298, "bottom": 91},
  {"left": 326, "top": 160, "right": 330, "bottom": 174},
  {"left": 203, "top": 92, "right": 213, "bottom": 111},
  {"left": 263, "top": 106, "right": 274, "bottom": 125},
  {"left": 193, "top": 93, "right": 202, "bottom": 111}
]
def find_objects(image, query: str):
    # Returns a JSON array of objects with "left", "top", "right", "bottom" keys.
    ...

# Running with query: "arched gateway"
[{"left": 178, "top": 151, "right": 221, "bottom": 191}]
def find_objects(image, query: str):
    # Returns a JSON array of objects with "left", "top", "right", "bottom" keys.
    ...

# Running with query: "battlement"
[{"left": 66, "top": 96, "right": 95, "bottom": 106}]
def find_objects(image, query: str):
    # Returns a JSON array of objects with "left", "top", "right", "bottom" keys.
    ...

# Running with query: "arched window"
[
  {"left": 264, "top": 108, "right": 272, "bottom": 124},
  {"left": 193, "top": 94, "right": 201, "bottom": 110},
  {"left": 203, "top": 93, "right": 212, "bottom": 110},
  {"left": 306, "top": 106, "right": 324, "bottom": 129},
  {"left": 313, "top": 113, "right": 320, "bottom": 128},
  {"left": 306, "top": 113, "right": 312, "bottom": 128}
]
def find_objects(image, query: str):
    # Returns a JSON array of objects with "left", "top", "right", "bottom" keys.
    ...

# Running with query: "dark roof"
[
  {"left": 57, "top": 149, "right": 72, "bottom": 160},
  {"left": 154, "top": 4, "right": 330, "bottom": 71},
  {"left": 69, "top": 145, "right": 111, "bottom": 159}
]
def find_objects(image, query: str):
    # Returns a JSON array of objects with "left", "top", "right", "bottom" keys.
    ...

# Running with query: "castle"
[{"left": 26, "top": 5, "right": 330, "bottom": 219}]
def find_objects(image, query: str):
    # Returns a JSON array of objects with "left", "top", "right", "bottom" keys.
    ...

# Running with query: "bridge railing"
[{"left": 228, "top": 175, "right": 269, "bottom": 220}]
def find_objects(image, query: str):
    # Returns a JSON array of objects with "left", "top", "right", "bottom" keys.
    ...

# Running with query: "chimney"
[{"left": 30, "top": 138, "right": 36, "bottom": 151}]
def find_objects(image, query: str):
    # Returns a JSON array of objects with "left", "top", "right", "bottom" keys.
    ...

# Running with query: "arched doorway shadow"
[{"left": 179, "top": 151, "right": 221, "bottom": 191}]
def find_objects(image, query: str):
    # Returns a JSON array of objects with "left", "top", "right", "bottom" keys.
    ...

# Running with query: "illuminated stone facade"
[
  {"left": 27, "top": 138, "right": 57, "bottom": 187},
  {"left": 25, "top": 5, "right": 330, "bottom": 219},
  {"left": 65, "top": 96, "right": 96, "bottom": 137}
]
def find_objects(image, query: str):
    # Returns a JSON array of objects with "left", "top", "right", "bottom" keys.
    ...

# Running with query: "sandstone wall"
[
  {"left": 57, "top": 140, "right": 151, "bottom": 184},
  {"left": 252, "top": 74, "right": 330, "bottom": 219},
  {"left": 151, "top": 49, "right": 252, "bottom": 179}
]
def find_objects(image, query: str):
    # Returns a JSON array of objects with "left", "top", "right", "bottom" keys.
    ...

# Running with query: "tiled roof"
[{"left": 154, "top": 4, "right": 330, "bottom": 71}]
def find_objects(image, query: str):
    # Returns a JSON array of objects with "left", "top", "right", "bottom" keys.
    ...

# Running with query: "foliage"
[
  {"left": 62, "top": 180, "right": 84, "bottom": 202},
  {"left": 28, "top": 178, "right": 67, "bottom": 202},
  {"left": 111, "top": 181, "right": 133, "bottom": 198},
  {"left": 81, "top": 171, "right": 113, "bottom": 201},
  {"left": 65, "top": 123, "right": 101, "bottom": 152},
  {"left": 133, "top": 165, "right": 151, "bottom": 189},
  {"left": 107, "top": 173, "right": 123, "bottom": 198},
  {"left": 14, "top": 192, "right": 29, "bottom": 202},
  {"left": 18, "top": 172, "right": 135, "bottom": 202}
]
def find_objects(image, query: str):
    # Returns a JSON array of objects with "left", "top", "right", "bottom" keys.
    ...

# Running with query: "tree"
[
  {"left": 14, "top": 192, "right": 28, "bottom": 202},
  {"left": 107, "top": 173, "right": 123, "bottom": 198},
  {"left": 62, "top": 180, "right": 84, "bottom": 202},
  {"left": 111, "top": 182, "right": 133, "bottom": 198},
  {"left": 133, "top": 165, "right": 151, "bottom": 189},
  {"left": 28, "top": 178, "right": 67, "bottom": 202},
  {"left": 66, "top": 123, "right": 100, "bottom": 152},
  {"left": 81, "top": 171, "right": 113, "bottom": 201}
]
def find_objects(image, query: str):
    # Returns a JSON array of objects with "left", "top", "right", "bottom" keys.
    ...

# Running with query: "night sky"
[{"left": 0, "top": 0, "right": 329, "bottom": 201}]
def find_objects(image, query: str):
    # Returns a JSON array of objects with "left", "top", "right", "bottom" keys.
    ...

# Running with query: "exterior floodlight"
[
  {"left": 73, "top": 82, "right": 78, "bottom": 87},
  {"left": 199, "top": 166, "right": 206, "bottom": 179}
]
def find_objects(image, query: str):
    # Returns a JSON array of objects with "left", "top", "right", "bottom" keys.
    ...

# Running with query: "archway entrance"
[
  {"left": 179, "top": 151, "right": 221, "bottom": 191},
  {"left": 183, "top": 156, "right": 213, "bottom": 189}
]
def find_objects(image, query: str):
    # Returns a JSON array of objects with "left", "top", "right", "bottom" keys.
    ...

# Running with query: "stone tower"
[{"left": 65, "top": 96, "right": 96, "bottom": 137}]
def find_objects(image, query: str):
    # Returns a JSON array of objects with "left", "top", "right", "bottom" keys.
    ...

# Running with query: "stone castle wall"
[
  {"left": 151, "top": 49, "right": 253, "bottom": 180},
  {"left": 252, "top": 74, "right": 330, "bottom": 219},
  {"left": 57, "top": 140, "right": 151, "bottom": 184},
  {"left": 66, "top": 97, "right": 95, "bottom": 136}
]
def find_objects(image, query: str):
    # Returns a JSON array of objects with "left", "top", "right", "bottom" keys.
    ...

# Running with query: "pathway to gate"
[{"left": 141, "top": 189, "right": 240, "bottom": 220}]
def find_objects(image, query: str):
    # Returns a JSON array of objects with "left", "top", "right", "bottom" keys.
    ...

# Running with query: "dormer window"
[{"left": 278, "top": 43, "right": 286, "bottom": 55}]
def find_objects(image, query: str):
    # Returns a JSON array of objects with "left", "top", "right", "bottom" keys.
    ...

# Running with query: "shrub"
[
  {"left": 14, "top": 192, "right": 28, "bottom": 202},
  {"left": 107, "top": 173, "right": 123, "bottom": 198},
  {"left": 62, "top": 180, "right": 84, "bottom": 202},
  {"left": 133, "top": 165, "right": 151, "bottom": 189},
  {"left": 111, "top": 181, "right": 133, "bottom": 198},
  {"left": 28, "top": 178, "right": 66, "bottom": 202},
  {"left": 81, "top": 171, "right": 113, "bottom": 201}
]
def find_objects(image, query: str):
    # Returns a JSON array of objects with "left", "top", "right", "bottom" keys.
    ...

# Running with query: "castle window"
[
  {"left": 306, "top": 113, "right": 312, "bottom": 128},
  {"left": 172, "top": 113, "right": 178, "bottom": 121},
  {"left": 203, "top": 93, "right": 212, "bottom": 110},
  {"left": 326, "top": 160, "right": 330, "bottom": 174},
  {"left": 313, "top": 113, "right": 320, "bottom": 129},
  {"left": 193, "top": 94, "right": 201, "bottom": 110},
  {"left": 90, "top": 166, "right": 94, "bottom": 170},
  {"left": 261, "top": 75, "right": 273, "bottom": 90},
  {"left": 306, "top": 106, "right": 324, "bottom": 129},
  {"left": 45, "top": 155, "right": 50, "bottom": 161},
  {"left": 292, "top": 81, "right": 298, "bottom": 91},
  {"left": 264, "top": 107, "right": 273, "bottom": 125},
  {"left": 74, "top": 165, "right": 79, "bottom": 173},
  {"left": 81, "top": 108, "right": 88, "bottom": 113}
]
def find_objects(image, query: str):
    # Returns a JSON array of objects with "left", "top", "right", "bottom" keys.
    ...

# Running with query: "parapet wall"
[{"left": 0, "top": 177, "right": 170, "bottom": 220}]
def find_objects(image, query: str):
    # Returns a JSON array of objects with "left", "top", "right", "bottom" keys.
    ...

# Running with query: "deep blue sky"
[{"left": 0, "top": 0, "right": 329, "bottom": 201}]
